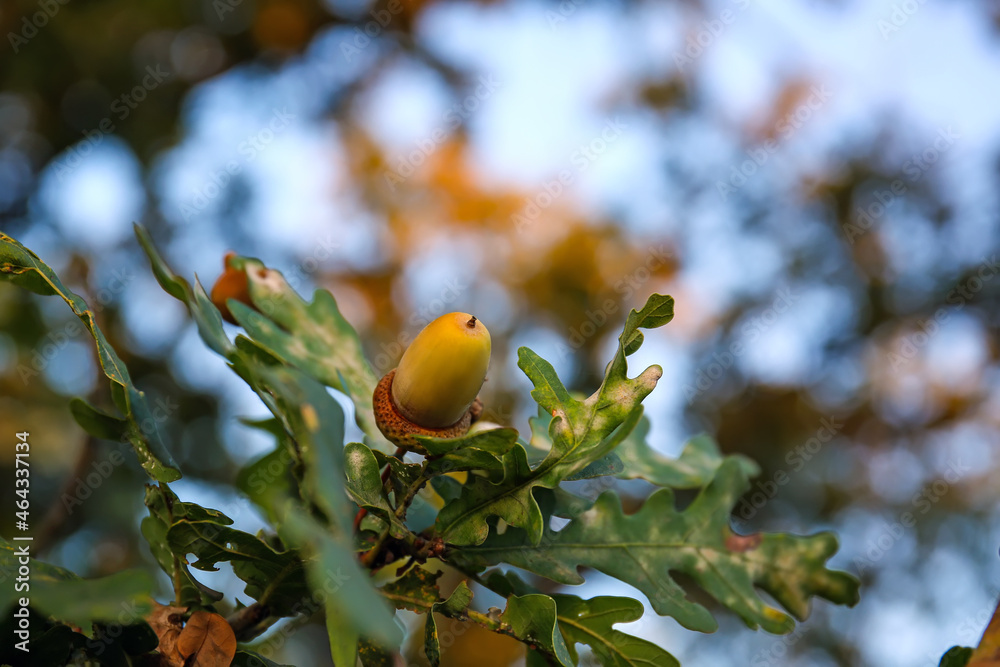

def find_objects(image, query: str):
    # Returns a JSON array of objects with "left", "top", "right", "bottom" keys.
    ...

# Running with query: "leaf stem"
[{"left": 158, "top": 481, "right": 185, "bottom": 606}]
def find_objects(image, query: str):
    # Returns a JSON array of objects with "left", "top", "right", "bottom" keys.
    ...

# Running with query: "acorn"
[
  {"left": 210, "top": 252, "right": 254, "bottom": 324},
  {"left": 373, "top": 312, "right": 491, "bottom": 454}
]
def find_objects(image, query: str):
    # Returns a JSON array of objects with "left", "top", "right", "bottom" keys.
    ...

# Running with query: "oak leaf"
[
  {"left": 177, "top": 610, "right": 238, "bottom": 667},
  {"left": 146, "top": 602, "right": 188, "bottom": 667}
]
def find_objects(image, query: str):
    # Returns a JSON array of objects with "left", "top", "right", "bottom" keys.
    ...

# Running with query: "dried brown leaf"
[
  {"left": 176, "top": 610, "right": 237, "bottom": 667},
  {"left": 146, "top": 601, "right": 188, "bottom": 667}
]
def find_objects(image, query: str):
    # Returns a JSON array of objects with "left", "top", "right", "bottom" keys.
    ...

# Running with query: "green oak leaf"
[
  {"left": 424, "top": 582, "right": 474, "bottom": 666},
  {"left": 521, "top": 408, "right": 625, "bottom": 482},
  {"left": 345, "top": 442, "right": 410, "bottom": 539},
  {"left": 371, "top": 450, "right": 441, "bottom": 533},
  {"left": 235, "top": 443, "right": 297, "bottom": 529},
  {"left": 345, "top": 442, "right": 393, "bottom": 516},
  {"left": 373, "top": 450, "right": 424, "bottom": 502},
  {"left": 68, "top": 398, "right": 128, "bottom": 441},
  {"left": 616, "top": 420, "right": 759, "bottom": 488},
  {"left": 141, "top": 484, "right": 224, "bottom": 606},
  {"left": 501, "top": 594, "right": 573, "bottom": 667},
  {"left": 417, "top": 427, "right": 519, "bottom": 457},
  {"left": 938, "top": 646, "right": 973, "bottom": 667},
  {"left": 358, "top": 638, "right": 396, "bottom": 667},
  {"left": 436, "top": 406, "right": 644, "bottom": 547},
  {"left": 255, "top": 364, "right": 352, "bottom": 530},
  {"left": 380, "top": 567, "right": 443, "bottom": 613},
  {"left": 281, "top": 511, "right": 403, "bottom": 649},
  {"left": 378, "top": 569, "right": 478, "bottom": 667},
  {"left": 166, "top": 520, "right": 308, "bottom": 616},
  {"left": 435, "top": 441, "right": 538, "bottom": 546},
  {"left": 419, "top": 428, "right": 519, "bottom": 479},
  {"left": 567, "top": 451, "right": 624, "bottom": 479},
  {"left": 134, "top": 223, "right": 233, "bottom": 356},
  {"left": 325, "top": 603, "right": 359, "bottom": 667},
  {"left": 224, "top": 258, "right": 393, "bottom": 454},
  {"left": 453, "top": 458, "right": 860, "bottom": 634},
  {"left": 1, "top": 230, "right": 181, "bottom": 481},
  {"left": 486, "top": 569, "right": 676, "bottom": 667},
  {"left": 26, "top": 571, "right": 154, "bottom": 634},
  {"left": 524, "top": 409, "right": 623, "bottom": 480},
  {"left": 549, "top": 595, "right": 679, "bottom": 667},
  {"left": 430, "top": 474, "right": 464, "bottom": 505},
  {"left": 0, "top": 537, "right": 153, "bottom": 632},
  {"left": 435, "top": 295, "right": 673, "bottom": 547}
]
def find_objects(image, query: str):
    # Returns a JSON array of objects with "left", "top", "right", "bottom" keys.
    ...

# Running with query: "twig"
[
  {"left": 227, "top": 602, "right": 271, "bottom": 641},
  {"left": 377, "top": 587, "right": 512, "bottom": 638},
  {"left": 226, "top": 559, "right": 298, "bottom": 641}
]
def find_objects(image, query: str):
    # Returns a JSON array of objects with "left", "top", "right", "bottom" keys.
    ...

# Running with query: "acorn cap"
[{"left": 373, "top": 369, "right": 482, "bottom": 455}]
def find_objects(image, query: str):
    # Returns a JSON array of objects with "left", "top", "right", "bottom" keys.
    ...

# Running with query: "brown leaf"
[
  {"left": 146, "top": 601, "right": 188, "bottom": 667},
  {"left": 176, "top": 610, "right": 237, "bottom": 667}
]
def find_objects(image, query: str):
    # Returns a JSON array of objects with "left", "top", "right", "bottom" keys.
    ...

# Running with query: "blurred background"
[{"left": 2, "top": 0, "right": 1000, "bottom": 664}]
